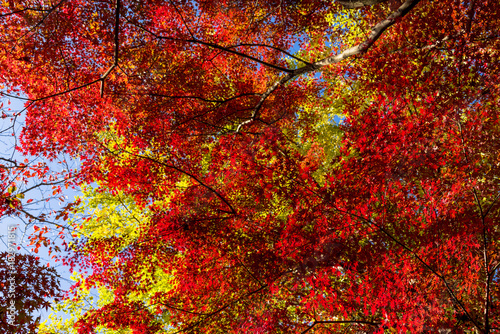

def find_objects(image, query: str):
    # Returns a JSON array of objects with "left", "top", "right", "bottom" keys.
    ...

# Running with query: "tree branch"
[
  {"left": 103, "top": 144, "right": 237, "bottom": 215},
  {"left": 100, "top": 0, "right": 121, "bottom": 97},
  {"left": 301, "top": 319, "right": 381, "bottom": 333},
  {"left": 314, "top": 0, "right": 421, "bottom": 67},
  {"left": 323, "top": 203, "right": 483, "bottom": 332},
  {"left": 125, "top": 19, "right": 293, "bottom": 74},
  {"left": 236, "top": 0, "right": 421, "bottom": 132},
  {"left": 335, "top": 0, "right": 388, "bottom": 9}
]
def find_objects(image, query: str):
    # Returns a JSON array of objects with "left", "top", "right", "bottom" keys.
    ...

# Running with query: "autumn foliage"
[
  {"left": 1, "top": 0, "right": 500, "bottom": 333},
  {"left": 0, "top": 252, "right": 61, "bottom": 334}
]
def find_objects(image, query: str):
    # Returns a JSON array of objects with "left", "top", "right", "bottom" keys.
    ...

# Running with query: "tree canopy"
[{"left": 1, "top": 0, "right": 500, "bottom": 332}]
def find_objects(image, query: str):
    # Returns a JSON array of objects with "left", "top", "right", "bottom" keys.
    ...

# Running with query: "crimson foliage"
[{"left": 1, "top": 0, "right": 500, "bottom": 333}]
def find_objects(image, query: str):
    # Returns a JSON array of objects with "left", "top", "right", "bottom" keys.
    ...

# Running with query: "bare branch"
[
  {"left": 236, "top": 0, "right": 421, "bottom": 132},
  {"left": 335, "top": 0, "right": 388, "bottom": 9},
  {"left": 315, "top": 0, "right": 421, "bottom": 67}
]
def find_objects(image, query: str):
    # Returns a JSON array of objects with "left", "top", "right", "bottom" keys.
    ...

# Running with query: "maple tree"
[
  {"left": 0, "top": 251, "right": 61, "bottom": 334},
  {"left": 0, "top": 0, "right": 499, "bottom": 333},
  {"left": 39, "top": 184, "right": 172, "bottom": 334}
]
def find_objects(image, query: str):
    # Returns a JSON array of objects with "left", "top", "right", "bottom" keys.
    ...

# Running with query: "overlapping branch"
[{"left": 236, "top": 0, "right": 421, "bottom": 131}]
